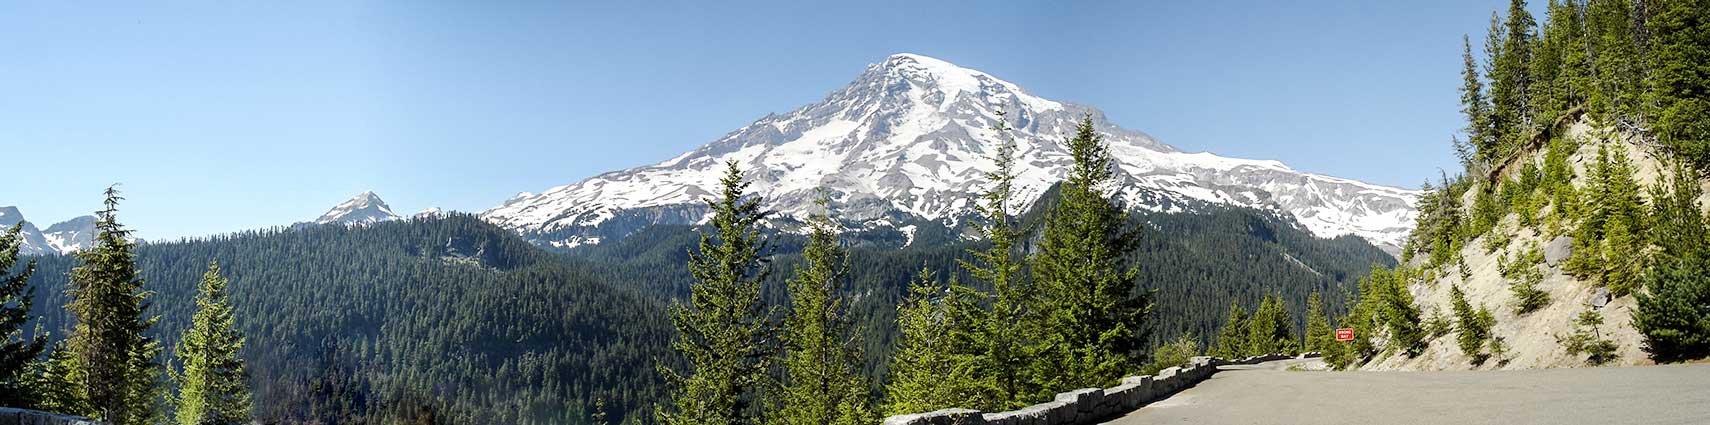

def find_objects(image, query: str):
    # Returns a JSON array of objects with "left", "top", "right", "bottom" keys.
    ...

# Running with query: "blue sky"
[{"left": 3, "top": 1, "right": 1532, "bottom": 240}]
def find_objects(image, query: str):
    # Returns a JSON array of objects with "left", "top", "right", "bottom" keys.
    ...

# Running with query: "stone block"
[
  {"left": 983, "top": 407, "right": 1047, "bottom": 425},
  {"left": 883, "top": 408, "right": 986, "bottom": 425},
  {"left": 1054, "top": 388, "right": 1104, "bottom": 418}
]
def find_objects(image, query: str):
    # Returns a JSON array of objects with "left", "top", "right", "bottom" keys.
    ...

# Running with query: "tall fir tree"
[
  {"left": 1030, "top": 115, "right": 1150, "bottom": 390},
  {"left": 1645, "top": 0, "right": 1710, "bottom": 170},
  {"left": 173, "top": 261, "right": 253, "bottom": 425},
  {"left": 1586, "top": 0, "right": 1644, "bottom": 122},
  {"left": 1212, "top": 302, "right": 1248, "bottom": 359},
  {"left": 657, "top": 162, "right": 780, "bottom": 425},
  {"left": 1494, "top": 0, "right": 1538, "bottom": 143},
  {"left": 954, "top": 110, "right": 1037, "bottom": 408},
  {"left": 1303, "top": 291, "right": 1333, "bottom": 353},
  {"left": 66, "top": 186, "right": 163, "bottom": 424},
  {"left": 882, "top": 268, "right": 977, "bottom": 416},
  {"left": 0, "top": 224, "right": 47, "bottom": 407},
  {"left": 1460, "top": 35, "right": 1495, "bottom": 163},
  {"left": 778, "top": 196, "right": 876, "bottom": 425}
]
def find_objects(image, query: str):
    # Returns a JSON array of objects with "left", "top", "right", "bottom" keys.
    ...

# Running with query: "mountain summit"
[
  {"left": 482, "top": 53, "right": 1419, "bottom": 250},
  {"left": 1, "top": 206, "right": 98, "bottom": 256},
  {"left": 315, "top": 191, "right": 400, "bottom": 226}
]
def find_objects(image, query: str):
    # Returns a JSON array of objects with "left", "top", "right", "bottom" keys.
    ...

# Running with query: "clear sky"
[{"left": 2, "top": 1, "right": 1535, "bottom": 240}]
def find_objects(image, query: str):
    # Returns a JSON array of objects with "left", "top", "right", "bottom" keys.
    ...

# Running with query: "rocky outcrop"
[{"left": 882, "top": 353, "right": 1312, "bottom": 425}]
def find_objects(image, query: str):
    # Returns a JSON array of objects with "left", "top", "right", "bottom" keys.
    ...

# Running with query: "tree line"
[{"left": 1, "top": 187, "right": 252, "bottom": 424}]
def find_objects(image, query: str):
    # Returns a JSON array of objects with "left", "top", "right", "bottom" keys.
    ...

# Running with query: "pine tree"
[
  {"left": 1645, "top": 0, "right": 1710, "bottom": 170},
  {"left": 1030, "top": 115, "right": 1150, "bottom": 390},
  {"left": 1243, "top": 294, "right": 1295, "bottom": 356},
  {"left": 778, "top": 197, "right": 876, "bottom": 425},
  {"left": 1450, "top": 284, "right": 1493, "bottom": 363},
  {"left": 174, "top": 261, "right": 253, "bottom": 425},
  {"left": 1304, "top": 291, "right": 1333, "bottom": 353},
  {"left": 954, "top": 110, "right": 1037, "bottom": 408},
  {"left": 1633, "top": 162, "right": 1710, "bottom": 362},
  {"left": 34, "top": 341, "right": 90, "bottom": 416},
  {"left": 658, "top": 162, "right": 779, "bottom": 425},
  {"left": 1212, "top": 302, "right": 1248, "bottom": 359},
  {"left": 1499, "top": 0, "right": 1538, "bottom": 131},
  {"left": 1460, "top": 35, "right": 1495, "bottom": 163},
  {"left": 66, "top": 186, "right": 163, "bottom": 424},
  {"left": 1586, "top": 0, "right": 1645, "bottom": 121},
  {"left": 883, "top": 268, "right": 977, "bottom": 416},
  {"left": 0, "top": 224, "right": 47, "bottom": 407},
  {"left": 1371, "top": 268, "right": 1425, "bottom": 356}
]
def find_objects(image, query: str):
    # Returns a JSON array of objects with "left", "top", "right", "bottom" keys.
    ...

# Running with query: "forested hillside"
[
  {"left": 1302, "top": 0, "right": 1710, "bottom": 371},
  {"left": 20, "top": 214, "right": 676, "bottom": 424},
  {"left": 571, "top": 185, "right": 1394, "bottom": 380}
]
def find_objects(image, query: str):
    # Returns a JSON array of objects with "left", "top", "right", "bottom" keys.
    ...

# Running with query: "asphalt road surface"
[{"left": 1107, "top": 358, "right": 1710, "bottom": 425}]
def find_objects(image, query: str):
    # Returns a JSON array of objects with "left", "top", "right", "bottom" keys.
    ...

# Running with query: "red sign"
[{"left": 1335, "top": 328, "right": 1355, "bottom": 341}]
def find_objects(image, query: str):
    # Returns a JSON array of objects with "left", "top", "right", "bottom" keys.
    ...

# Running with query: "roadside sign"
[{"left": 1335, "top": 328, "right": 1355, "bottom": 341}]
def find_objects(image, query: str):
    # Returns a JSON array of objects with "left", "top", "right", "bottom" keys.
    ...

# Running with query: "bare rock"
[{"left": 1544, "top": 236, "right": 1574, "bottom": 265}]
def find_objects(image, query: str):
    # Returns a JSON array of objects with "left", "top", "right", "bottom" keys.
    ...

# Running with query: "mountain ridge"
[
  {"left": 482, "top": 53, "right": 1420, "bottom": 252},
  {"left": 1, "top": 206, "right": 97, "bottom": 256}
]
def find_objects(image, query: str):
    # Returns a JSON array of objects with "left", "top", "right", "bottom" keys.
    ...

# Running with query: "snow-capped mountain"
[
  {"left": 483, "top": 53, "right": 1419, "bottom": 251},
  {"left": 314, "top": 192, "right": 401, "bottom": 226},
  {"left": 1, "top": 206, "right": 98, "bottom": 256}
]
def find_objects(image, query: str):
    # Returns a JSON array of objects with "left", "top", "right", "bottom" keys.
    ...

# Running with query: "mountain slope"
[
  {"left": 482, "top": 53, "right": 1419, "bottom": 251},
  {"left": 22, "top": 214, "right": 674, "bottom": 423}
]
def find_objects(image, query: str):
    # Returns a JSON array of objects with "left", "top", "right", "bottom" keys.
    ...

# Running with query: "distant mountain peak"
[
  {"left": 316, "top": 191, "right": 400, "bottom": 226},
  {"left": 483, "top": 54, "right": 1419, "bottom": 251},
  {"left": 1, "top": 206, "right": 98, "bottom": 256}
]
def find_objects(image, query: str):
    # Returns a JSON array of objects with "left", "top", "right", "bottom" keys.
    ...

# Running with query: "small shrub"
[{"left": 1558, "top": 309, "right": 1619, "bottom": 365}]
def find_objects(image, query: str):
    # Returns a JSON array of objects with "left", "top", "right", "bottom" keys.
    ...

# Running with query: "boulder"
[
  {"left": 1544, "top": 236, "right": 1574, "bottom": 265},
  {"left": 1592, "top": 286, "right": 1612, "bottom": 309}
]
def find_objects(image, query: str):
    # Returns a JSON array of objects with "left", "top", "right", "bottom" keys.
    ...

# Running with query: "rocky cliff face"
[{"left": 482, "top": 54, "right": 1418, "bottom": 250}]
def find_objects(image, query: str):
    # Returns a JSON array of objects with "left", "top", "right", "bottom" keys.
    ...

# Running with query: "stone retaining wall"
[
  {"left": 0, "top": 407, "right": 97, "bottom": 425},
  {"left": 882, "top": 352, "right": 1318, "bottom": 425}
]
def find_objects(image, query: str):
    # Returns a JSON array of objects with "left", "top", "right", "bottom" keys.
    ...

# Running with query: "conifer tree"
[
  {"left": 1633, "top": 163, "right": 1710, "bottom": 362},
  {"left": 778, "top": 197, "right": 875, "bottom": 425},
  {"left": 1491, "top": 0, "right": 1537, "bottom": 144},
  {"left": 1460, "top": 35, "right": 1495, "bottom": 163},
  {"left": 1586, "top": 0, "right": 1644, "bottom": 121},
  {"left": 658, "top": 162, "right": 779, "bottom": 425},
  {"left": 883, "top": 268, "right": 976, "bottom": 416},
  {"left": 1304, "top": 291, "right": 1333, "bottom": 353},
  {"left": 174, "top": 261, "right": 253, "bottom": 425},
  {"left": 1212, "top": 302, "right": 1248, "bottom": 359},
  {"left": 1450, "top": 284, "right": 1491, "bottom": 361},
  {"left": 0, "top": 224, "right": 47, "bottom": 407},
  {"left": 1244, "top": 294, "right": 1295, "bottom": 356},
  {"left": 1030, "top": 116, "right": 1150, "bottom": 390},
  {"left": 66, "top": 186, "right": 163, "bottom": 424},
  {"left": 35, "top": 341, "right": 91, "bottom": 416},
  {"left": 1370, "top": 268, "right": 1425, "bottom": 356},
  {"left": 954, "top": 110, "right": 1036, "bottom": 408},
  {"left": 1645, "top": 0, "right": 1710, "bottom": 170}
]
